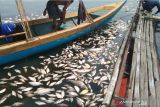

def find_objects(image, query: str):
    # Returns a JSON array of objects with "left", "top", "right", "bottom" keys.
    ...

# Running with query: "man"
[
  {"left": 43, "top": 0, "right": 73, "bottom": 30},
  {"left": 142, "top": 0, "right": 160, "bottom": 14}
]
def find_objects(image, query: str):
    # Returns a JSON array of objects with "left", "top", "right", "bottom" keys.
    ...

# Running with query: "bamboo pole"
[
  {"left": 15, "top": 0, "right": 32, "bottom": 40},
  {"left": 19, "top": 0, "right": 32, "bottom": 39}
]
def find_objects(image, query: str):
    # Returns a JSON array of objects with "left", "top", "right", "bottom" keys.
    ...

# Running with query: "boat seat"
[{"left": 126, "top": 16, "right": 160, "bottom": 107}]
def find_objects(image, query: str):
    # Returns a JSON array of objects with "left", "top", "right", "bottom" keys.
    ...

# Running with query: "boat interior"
[{"left": 0, "top": 3, "right": 116, "bottom": 46}]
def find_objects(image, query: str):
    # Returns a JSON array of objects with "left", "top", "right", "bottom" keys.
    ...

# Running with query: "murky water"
[{"left": 0, "top": 0, "right": 139, "bottom": 107}]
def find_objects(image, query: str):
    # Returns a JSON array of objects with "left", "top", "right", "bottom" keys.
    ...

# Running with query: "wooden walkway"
[{"left": 127, "top": 15, "right": 160, "bottom": 107}]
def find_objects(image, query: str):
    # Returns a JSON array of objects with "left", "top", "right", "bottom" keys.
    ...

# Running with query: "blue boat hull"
[{"left": 0, "top": 2, "right": 125, "bottom": 65}]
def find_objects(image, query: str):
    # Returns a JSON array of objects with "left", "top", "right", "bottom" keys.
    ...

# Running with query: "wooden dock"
[
  {"left": 127, "top": 14, "right": 160, "bottom": 107},
  {"left": 101, "top": 3, "right": 160, "bottom": 107}
]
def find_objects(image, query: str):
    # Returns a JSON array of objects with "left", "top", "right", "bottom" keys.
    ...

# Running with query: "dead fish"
[
  {"left": 39, "top": 56, "right": 45, "bottom": 59},
  {"left": 67, "top": 91, "right": 78, "bottom": 97},
  {"left": 14, "top": 69, "right": 21, "bottom": 74},
  {"left": 74, "top": 86, "right": 80, "bottom": 93},
  {"left": 49, "top": 82, "right": 56, "bottom": 87},
  {"left": 76, "top": 69, "right": 92, "bottom": 74},
  {"left": 84, "top": 63, "right": 91, "bottom": 69},
  {"left": 7, "top": 72, "right": 11, "bottom": 77},
  {"left": 66, "top": 74, "right": 77, "bottom": 80},
  {"left": 17, "top": 94, "right": 23, "bottom": 99},
  {"left": 67, "top": 80, "right": 87, "bottom": 89},
  {"left": 34, "top": 88, "right": 54, "bottom": 95},
  {"left": 31, "top": 66, "right": 36, "bottom": 71},
  {"left": 55, "top": 99, "right": 65, "bottom": 104},
  {"left": 22, "top": 87, "right": 33, "bottom": 92},
  {"left": 0, "top": 94, "right": 11, "bottom": 104},
  {"left": 0, "top": 88, "right": 6, "bottom": 94},
  {"left": 55, "top": 78, "right": 64, "bottom": 85},
  {"left": 100, "top": 76, "right": 108, "bottom": 82},
  {"left": 80, "top": 89, "right": 89, "bottom": 95},
  {"left": 94, "top": 76, "right": 101, "bottom": 80},
  {"left": 3, "top": 65, "right": 15, "bottom": 70},
  {"left": 40, "top": 97, "right": 48, "bottom": 101},
  {"left": 0, "top": 81, "right": 7, "bottom": 85},
  {"left": 12, "top": 91, "right": 16, "bottom": 97},
  {"left": 35, "top": 101, "right": 46, "bottom": 105},
  {"left": 76, "top": 98, "right": 84, "bottom": 107},
  {"left": 56, "top": 92, "right": 64, "bottom": 99},
  {"left": 28, "top": 77, "right": 36, "bottom": 82},
  {"left": 29, "top": 82, "right": 42, "bottom": 87},
  {"left": 12, "top": 102, "right": 23, "bottom": 106}
]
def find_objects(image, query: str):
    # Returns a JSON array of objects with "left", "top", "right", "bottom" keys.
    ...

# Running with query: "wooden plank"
[
  {"left": 149, "top": 20, "right": 160, "bottom": 81},
  {"left": 140, "top": 19, "right": 149, "bottom": 107},
  {"left": 0, "top": 32, "right": 26, "bottom": 39},
  {"left": 133, "top": 18, "right": 142, "bottom": 107},
  {"left": 141, "top": 20, "right": 149, "bottom": 107},
  {"left": 126, "top": 53, "right": 136, "bottom": 107},
  {"left": 146, "top": 20, "right": 157, "bottom": 107},
  {"left": 155, "top": 81, "right": 160, "bottom": 107},
  {"left": 128, "top": 32, "right": 137, "bottom": 89}
]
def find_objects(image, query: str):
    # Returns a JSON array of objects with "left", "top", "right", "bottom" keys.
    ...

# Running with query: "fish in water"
[
  {"left": 3, "top": 65, "right": 15, "bottom": 70},
  {"left": 35, "top": 101, "right": 46, "bottom": 106},
  {"left": 0, "top": 88, "right": 6, "bottom": 94},
  {"left": 22, "top": 87, "right": 33, "bottom": 92},
  {"left": 0, "top": 94, "right": 11, "bottom": 105},
  {"left": 29, "top": 82, "right": 43, "bottom": 87}
]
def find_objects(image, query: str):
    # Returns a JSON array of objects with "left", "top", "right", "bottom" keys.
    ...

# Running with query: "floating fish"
[
  {"left": 22, "top": 87, "right": 33, "bottom": 92},
  {"left": 29, "top": 82, "right": 42, "bottom": 87},
  {"left": 12, "top": 102, "right": 23, "bottom": 106},
  {"left": 80, "top": 89, "right": 89, "bottom": 95},
  {"left": 28, "top": 77, "right": 36, "bottom": 82},
  {"left": 0, "top": 94, "right": 11, "bottom": 104},
  {"left": 76, "top": 98, "right": 84, "bottom": 107},
  {"left": 14, "top": 69, "right": 21, "bottom": 74},
  {"left": 12, "top": 91, "right": 16, "bottom": 97},
  {"left": 7, "top": 72, "right": 12, "bottom": 77},
  {"left": 74, "top": 86, "right": 80, "bottom": 93},
  {"left": 0, "top": 88, "right": 6, "bottom": 94},
  {"left": 35, "top": 101, "right": 46, "bottom": 106},
  {"left": 34, "top": 88, "right": 54, "bottom": 95},
  {"left": 3, "top": 65, "right": 15, "bottom": 70}
]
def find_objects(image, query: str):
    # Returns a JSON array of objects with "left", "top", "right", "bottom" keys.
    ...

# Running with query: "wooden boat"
[{"left": 0, "top": 0, "right": 126, "bottom": 65}]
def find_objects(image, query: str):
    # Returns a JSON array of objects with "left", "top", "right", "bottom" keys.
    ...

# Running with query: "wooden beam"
[{"left": 0, "top": 32, "right": 26, "bottom": 39}]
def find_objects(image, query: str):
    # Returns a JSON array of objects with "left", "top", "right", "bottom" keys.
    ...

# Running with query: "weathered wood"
[
  {"left": 0, "top": 32, "right": 26, "bottom": 39},
  {"left": 140, "top": 19, "right": 149, "bottom": 107},
  {"left": 146, "top": 20, "right": 157, "bottom": 107},
  {"left": 128, "top": 32, "right": 137, "bottom": 89},
  {"left": 126, "top": 53, "right": 136, "bottom": 107},
  {"left": 142, "top": 20, "right": 149, "bottom": 107},
  {"left": 155, "top": 81, "right": 160, "bottom": 107},
  {"left": 149, "top": 20, "right": 160, "bottom": 81},
  {"left": 133, "top": 18, "right": 142, "bottom": 107}
]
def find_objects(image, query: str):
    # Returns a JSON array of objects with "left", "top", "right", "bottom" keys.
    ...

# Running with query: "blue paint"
[{"left": 0, "top": 1, "right": 126, "bottom": 65}]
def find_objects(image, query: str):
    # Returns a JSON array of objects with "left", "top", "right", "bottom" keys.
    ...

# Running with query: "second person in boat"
[{"left": 43, "top": 0, "right": 73, "bottom": 31}]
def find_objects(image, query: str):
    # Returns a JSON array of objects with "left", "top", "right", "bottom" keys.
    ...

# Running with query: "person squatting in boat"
[
  {"left": 142, "top": 0, "right": 160, "bottom": 14},
  {"left": 43, "top": 0, "right": 74, "bottom": 31}
]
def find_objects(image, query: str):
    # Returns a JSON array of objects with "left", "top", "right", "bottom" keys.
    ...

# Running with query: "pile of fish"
[{"left": 0, "top": 20, "right": 127, "bottom": 107}]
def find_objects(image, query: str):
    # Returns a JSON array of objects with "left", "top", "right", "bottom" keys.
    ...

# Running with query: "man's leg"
[{"left": 52, "top": 18, "right": 59, "bottom": 31}]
